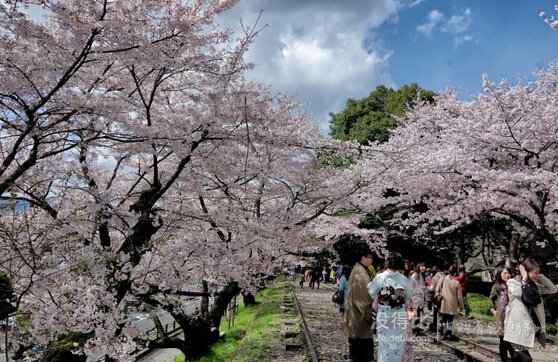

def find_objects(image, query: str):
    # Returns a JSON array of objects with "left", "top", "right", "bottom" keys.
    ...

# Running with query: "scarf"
[{"left": 498, "top": 282, "right": 509, "bottom": 315}]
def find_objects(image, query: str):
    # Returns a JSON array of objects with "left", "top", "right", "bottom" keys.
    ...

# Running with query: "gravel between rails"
[{"left": 293, "top": 283, "right": 464, "bottom": 362}]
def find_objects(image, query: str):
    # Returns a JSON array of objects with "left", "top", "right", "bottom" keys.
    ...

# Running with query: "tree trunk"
[
  {"left": 508, "top": 232, "right": 520, "bottom": 268},
  {"left": 152, "top": 281, "right": 241, "bottom": 360},
  {"left": 456, "top": 232, "right": 466, "bottom": 267},
  {"left": 172, "top": 313, "right": 218, "bottom": 360},
  {"left": 209, "top": 281, "right": 241, "bottom": 329},
  {"left": 242, "top": 292, "right": 256, "bottom": 306}
]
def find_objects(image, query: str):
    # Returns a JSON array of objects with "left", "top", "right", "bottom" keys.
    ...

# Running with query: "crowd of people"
[
  {"left": 289, "top": 264, "right": 331, "bottom": 289},
  {"left": 290, "top": 244, "right": 558, "bottom": 362}
]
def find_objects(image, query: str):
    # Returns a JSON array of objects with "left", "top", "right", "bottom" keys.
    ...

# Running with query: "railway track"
[
  {"left": 292, "top": 283, "right": 458, "bottom": 361},
  {"left": 418, "top": 330, "right": 499, "bottom": 361},
  {"left": 421, "top": 326, "right": 558, "bottom": 361},
  {"left": 290, "top": 282, "right": 558, "bottom": 361}
]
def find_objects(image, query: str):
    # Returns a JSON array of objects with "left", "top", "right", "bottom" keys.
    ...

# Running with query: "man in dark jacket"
[
  {"left": 343, "top": 243, "right": 375, "bottom": 361},
  {"left": 310, "top": 265, "right": 322, "bottom": 289}
]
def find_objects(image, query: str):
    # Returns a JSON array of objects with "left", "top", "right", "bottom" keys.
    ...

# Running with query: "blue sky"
[
  {"left": 221, "top": 0, "right": 558, "bottom": 133},
  {"left": 383, "top": 1, "right": 558, "bottom": 99}
]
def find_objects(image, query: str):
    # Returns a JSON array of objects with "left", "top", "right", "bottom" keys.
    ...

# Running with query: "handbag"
[
  {"left": 332, "top": 290, "right": 344, "bottom": 304},
  {"left": 521, "top": 280, "right": 542, "bottom": 307}
]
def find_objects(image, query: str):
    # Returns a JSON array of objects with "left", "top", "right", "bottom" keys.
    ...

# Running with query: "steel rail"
[
  {"left": 290, "top": 285, "right": 320, "bottom": 362},
  {"left": 420, "top": 330, "right": 500, "bottom": 361}
]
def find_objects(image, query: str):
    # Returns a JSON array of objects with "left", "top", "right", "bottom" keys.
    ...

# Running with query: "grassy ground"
[
  {"left": 173, "top": 280, "right": 300, "bottom": 361},
  {"left": 467, "top": 292, "right": 558, "bottom": 338},
  {"left": 467, "top": 293, "right": 495, "bottom": 321},
  {"left": 172, "top": 288, "right": 556, "bottom": 361}
]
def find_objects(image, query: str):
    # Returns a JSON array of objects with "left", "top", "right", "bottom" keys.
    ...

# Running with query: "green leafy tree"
[{"left": 329, "top": 83, "right": 435, "bottom": 144}]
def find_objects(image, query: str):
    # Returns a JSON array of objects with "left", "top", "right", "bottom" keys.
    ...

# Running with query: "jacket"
[
  {"left": 504, "top": 274, "right": 557, "bottom": 348},
  {"left": 427, "top": 271, "right": 445, "bottom": 296},
  {"left": 489, "top": 283, "right": 505, "bottom": 336},
  {"left": 436, "top": 276, "right": 464, "bottom": 315},
  {"left": 455, "top": 275, "right": 468, "bottom": 295},
  {"left": 344, "top": 262, "right": 374, "bottom": 339},
  {"left": 410, "top": 272, "right": 425, "bottom": 309}
]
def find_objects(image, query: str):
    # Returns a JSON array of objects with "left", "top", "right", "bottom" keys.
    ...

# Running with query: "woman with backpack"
[
  {"left": 367, "top": 252, "right": 412, "bottom": 362},
  {"left": 504, "top": 258, "right": 557, "bottom": 360}
]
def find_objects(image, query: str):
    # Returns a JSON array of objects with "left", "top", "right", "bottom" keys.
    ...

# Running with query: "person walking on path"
[
  {"left": 436, "top": 265, "right": 464, "bottom": 341},
  {"left": 305, "top": 267, "right": 313, "bottom": 287},
  {"left": 289, "top": 266, "right": 296, "bottom": 281},
  {"left": 410, "top": 262, "right": 427, "bottom": 330},
  {"left": 298, "top": 271, "right": 306, "bottom": 288},
  {"left": 343, "top": 243, "right": 375, "bottom": 362},
  {"left": 367, "top": 252, "right": 412, "bottom": 362},
  {"left": 455, "top": 267, "right": 472, "bottom": 319},
  {"left": 336, "top": 265, "right": 344, "bottom": 285},
  {"left": 504, "top": 258, "right": 557, "bottom": 360},
  {"left": 424, "top": 268, "right": 433, "bottom": 313},
  {"left": 404, "top": 268, "right": 417, "bottom": 361},
  {"left": 338, "top": 266, "right": 350, "bottom": 317},
  {"left": 427, "top": 265, "right": 445, "bottom": 332},
  {"left": 310, "top": 265, "right": 322, "bottom": 289},
  {"left": 489, "top": 265, "right": 516, "bottom": 362}
]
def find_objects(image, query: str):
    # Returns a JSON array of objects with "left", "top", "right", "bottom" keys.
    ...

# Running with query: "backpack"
[{"left": 521, "top": 280, "right": 542, "bottom": 308}]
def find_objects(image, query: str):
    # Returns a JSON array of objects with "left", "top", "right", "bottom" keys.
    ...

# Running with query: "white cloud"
[
  {"left": 454, "top": 34, "right": 474, "bottom": 48},
  {"left": 408, "top": 0, "right": 427, "bottom": 8},
  {"left": 417, "top": 7, "right": 473, "bottom": 36},
  {"left": 416, "top": 9, "right": 444, "bottom": 36},
  {"left": 444, "top": 8, "right": 472, "bottom": 33},
  {"left": 219, "top": 0, "right": 400, "bottom": 133}
]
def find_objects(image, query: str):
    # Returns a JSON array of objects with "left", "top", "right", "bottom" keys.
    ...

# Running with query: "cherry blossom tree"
[
  {"left": 0, "top": 0, "right": 353, "bottom": 359},
  {"left": 348, "top": 63, "right": 558, "bottom": 267},
  {"left": 540, "top": 6, "right": 558, "bottom": 30}
]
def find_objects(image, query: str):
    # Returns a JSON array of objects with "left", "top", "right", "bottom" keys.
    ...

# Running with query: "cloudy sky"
[{"left": 220, "top": 0, "right": 558, "bottom": 134}]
